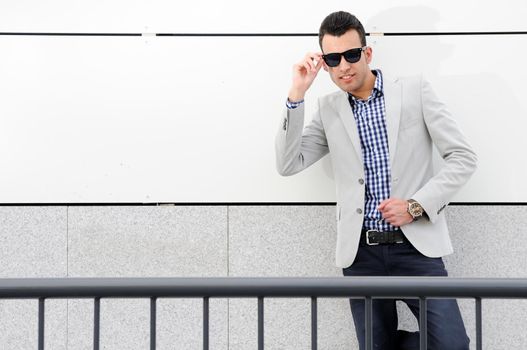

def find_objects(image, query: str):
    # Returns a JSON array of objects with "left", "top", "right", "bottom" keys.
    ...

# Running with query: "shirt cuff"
[{"left": 285, "top": 98, "right": 304, "bottom": 109}]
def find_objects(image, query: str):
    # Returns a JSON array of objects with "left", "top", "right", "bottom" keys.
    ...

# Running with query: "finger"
[
  {"left": 312, "top": 52, "right": 322, "bottom": 62},
  {"left": 301, "top": 62, "right": 311, "bottom": 74},
  {"left": 305, "top": 60, "right": 314, "bottom": 72},
  {"left": 382, "top": 212, "right": 394, "bottom": 220},
  {"left": 309, "top": 52, "right": 323, "bottom": 71},
  {"left": 304, "top": 54, "right": 315, "bottom": 71},
  {"left": 378, "top": 198, "right": 392, "bottom": 211},
  {"left": 378, "top": 203, "right": 389, "bottom": 212},
  {"left": 315, "top": 57, "right": 324, "bottom": 72},
  {"left": 293, "top": 63, "right": 305, "bottom": 73}
]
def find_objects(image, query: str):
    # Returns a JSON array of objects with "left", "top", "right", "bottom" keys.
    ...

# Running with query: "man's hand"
[
  {"left": 378, "top": 198, "right": 413, "bottom": 227},
  {"left": 288, "top": 52, "right": 324, "bottom": 102}
]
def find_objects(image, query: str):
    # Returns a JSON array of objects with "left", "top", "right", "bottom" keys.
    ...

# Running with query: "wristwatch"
[{"left": 407, "top": 199, "right": 424, "bottom": 220}]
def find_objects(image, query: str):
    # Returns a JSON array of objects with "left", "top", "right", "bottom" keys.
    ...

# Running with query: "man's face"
[{"left": 321, "top": 29, "right": 373, "bottom": 94}]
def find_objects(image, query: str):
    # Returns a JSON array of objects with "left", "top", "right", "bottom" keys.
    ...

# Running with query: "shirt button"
[
  {"left": 356, "top": 208, "right": 363, "bottom": 214},
  {"left": 358, "top": 178, "right": 365, "bottom": 185},
  {"left": 393, "top": 177, "right": 399, "bottom": 182}
]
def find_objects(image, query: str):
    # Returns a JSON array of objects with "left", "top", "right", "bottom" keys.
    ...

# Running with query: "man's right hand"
[{"left": 288, "top": 52, "right": 324, "bottom": 102}]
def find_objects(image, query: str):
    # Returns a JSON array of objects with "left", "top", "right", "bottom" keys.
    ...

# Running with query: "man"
[{"left": 275, "top": 11, "right": 477, "bottom": 350}]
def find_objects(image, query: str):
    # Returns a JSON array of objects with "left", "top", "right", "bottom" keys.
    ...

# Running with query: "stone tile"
[
  {"left": 157, "top": 298, "right": 228, "bottom": 350},
  {"left": 0, "top": 207, "right": 67, "bottom": 349},
  {"left": 68, "top": 298, "right": 228, "bottom": 350},
  {"left": 0, "top": 297, "right": 67, "bottom": 349},
  {"left": 66, "top": 206, "right": 228, "bottom": 349},
  {"left": 68, "top": 206, "right": 228, "bottom": 277},
  {"left": 482, "top": 299, "right": 527, "bottom": 349},
  {"left": 0, "top": 206, "right": 67, "bottom": 277},
  {"left": 228, "top": 206, "right": 339, "bottom": 277},
  {"left": 228, "top": 206, "right": 353, "bottom": 349},
  {"left": 228, "top": 297, "right": 356, "bottom": 350},
  {"left": 445, "top": 206, "right": 527, "bottom": 277}
]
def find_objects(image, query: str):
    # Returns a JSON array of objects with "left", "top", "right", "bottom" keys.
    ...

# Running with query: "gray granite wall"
[{"left": 0, "top": 205, "right": 525, "bottom": 349}]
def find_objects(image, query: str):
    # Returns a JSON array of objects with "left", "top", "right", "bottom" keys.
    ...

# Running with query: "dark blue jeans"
[{"left": 342, "top": 235, "right": 470, "bottom": 350}]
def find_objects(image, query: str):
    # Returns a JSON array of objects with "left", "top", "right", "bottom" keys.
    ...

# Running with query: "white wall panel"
[
  {"left": 0, "top": 34, "right": 525, "bottom": 203},
  {"left": 0, "top": 0, "right": 525, "bottom": 33},
  {"left": 0, "top": 35, "right": 336, "bottom": 202},
  {"left": 370, "top": 34, "right": 527, "bottom": 202}
]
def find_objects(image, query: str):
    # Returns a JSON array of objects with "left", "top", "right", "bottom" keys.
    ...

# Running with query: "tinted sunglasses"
[{"left": 322, "top": 46, "right": 367, "bottom": 67}]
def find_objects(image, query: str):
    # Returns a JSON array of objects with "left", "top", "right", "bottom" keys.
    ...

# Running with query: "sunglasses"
[{"left": 322, "top": 46, "right": 367, "bottom": 67}]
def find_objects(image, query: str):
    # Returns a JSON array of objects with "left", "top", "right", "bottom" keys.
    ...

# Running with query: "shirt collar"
[{"left": 348, "top": 69, "right": 384, "bottom": 105}]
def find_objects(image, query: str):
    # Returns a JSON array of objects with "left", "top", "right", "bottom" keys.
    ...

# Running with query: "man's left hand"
[{"left": 378, "top": 198, "right": 413, "bottom": 227}]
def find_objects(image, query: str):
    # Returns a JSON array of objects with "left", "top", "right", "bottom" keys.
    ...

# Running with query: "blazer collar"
[
  {"left": 335, "top": 90, "right": 363, "bottom": 163},
  {"left": 336, "top": 73, "right": 402, "bottom": 167},
  {"left": 383, "top": 74, "right": 402, "bottom": 167}
]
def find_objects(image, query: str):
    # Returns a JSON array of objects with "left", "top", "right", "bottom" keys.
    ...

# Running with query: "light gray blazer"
[{"left": 275, "top": 73, "right": 477, "bottom": 268}]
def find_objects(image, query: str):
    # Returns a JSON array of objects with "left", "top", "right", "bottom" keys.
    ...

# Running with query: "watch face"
[{"left": 409, "top": 202, "right": 423, "bottom": 217}]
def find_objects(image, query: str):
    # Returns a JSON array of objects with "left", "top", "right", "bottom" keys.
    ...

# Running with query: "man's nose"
[{"left": 338, "top": 56, "right": 352, "bottom": 71}]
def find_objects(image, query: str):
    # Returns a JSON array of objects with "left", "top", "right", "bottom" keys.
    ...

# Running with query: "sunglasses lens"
[
  {"left": 323, "top": 53, "right": 341, "bottom": 67},
  {"left": 323, "top": 48, "right": 364, "bottom": 67},
  {"left": 343, "top": 48, "right": 362, "bottom": 64}
]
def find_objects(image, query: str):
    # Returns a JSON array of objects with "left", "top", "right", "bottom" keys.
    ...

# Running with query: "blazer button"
[
  {"left": 356, "top": 208, "right": 363, "bottom": 214},
  {"left": 358, "top": 178, "right": 364, "bottom": 185}
]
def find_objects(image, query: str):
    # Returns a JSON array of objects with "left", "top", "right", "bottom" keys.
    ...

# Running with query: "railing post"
[
  {"left": 365, "top": 297, "right": 372, "bottom": 350},
  {"left": 311, "top": 297, "right": 317, "bottom": 350},
  {"left": 419, "top": 297, "right": 427, "bottom": 350},
  {"left": 258, "top": 297, "right": 264, "bottom": 350},
  {"left": 94, "top": 297, "right": 100, "bottom": 350},
  {"left": 38, "top": 297, "right": 45, "bottom": 350},
  {"left": 150, "top": 297, "right": 157, "bottom": 350},
  {"left": 203, "top": 297, "right": 209, "bottom": 350},
  {"left": 476, "top": 297, "right": 482, "bottom": 350}
]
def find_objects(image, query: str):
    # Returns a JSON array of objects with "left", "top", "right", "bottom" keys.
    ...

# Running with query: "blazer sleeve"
[
  {"left": 275, "top": 99, "right": 329, "bottom": 176},
  {"left": 412, "top": 75, "right": 478, "bottom": 223}
]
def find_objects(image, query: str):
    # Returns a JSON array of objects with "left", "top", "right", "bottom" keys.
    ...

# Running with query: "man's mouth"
[{"left": 340, "top": 73, "right": 355, "bottom": 80}]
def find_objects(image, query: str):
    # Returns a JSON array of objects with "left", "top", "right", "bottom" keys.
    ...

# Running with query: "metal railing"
[{"left": 1, "top": 277, "right": 527, "bottom": 350}]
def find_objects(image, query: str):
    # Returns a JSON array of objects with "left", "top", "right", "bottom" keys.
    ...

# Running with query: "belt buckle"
[{"left": 366, "top": 230, "right": 380, "bottom": 246}]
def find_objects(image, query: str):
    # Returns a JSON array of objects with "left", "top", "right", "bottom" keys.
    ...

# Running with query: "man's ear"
[{"left": 365, "top": 47, "right": 373, "bottom": 64}]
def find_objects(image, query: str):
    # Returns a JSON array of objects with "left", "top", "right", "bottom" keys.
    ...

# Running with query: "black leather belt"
[{"left": 361, "top": 229, "right": 405, "bottom": 245}]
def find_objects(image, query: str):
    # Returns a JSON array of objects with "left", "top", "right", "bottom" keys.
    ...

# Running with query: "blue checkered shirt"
[{"left": 349, "top": 70, "right": 396, "bottom": 231}]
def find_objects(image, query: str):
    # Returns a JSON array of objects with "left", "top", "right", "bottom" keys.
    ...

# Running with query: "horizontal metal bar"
[{"left": 1, "top": 277, "right": 527, "bottom": 299}]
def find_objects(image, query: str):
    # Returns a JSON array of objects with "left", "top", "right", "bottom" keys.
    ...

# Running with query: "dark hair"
[{"left": 318, "top": 11, "right": 366, "bottom": 50}]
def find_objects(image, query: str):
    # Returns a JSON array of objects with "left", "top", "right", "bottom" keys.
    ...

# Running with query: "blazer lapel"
[
  {"left": 336, "top": 91, "right": 363, "bottom": 162},
  {"left": 383, "top": 76, "right": 402, "bottom": 167}
]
